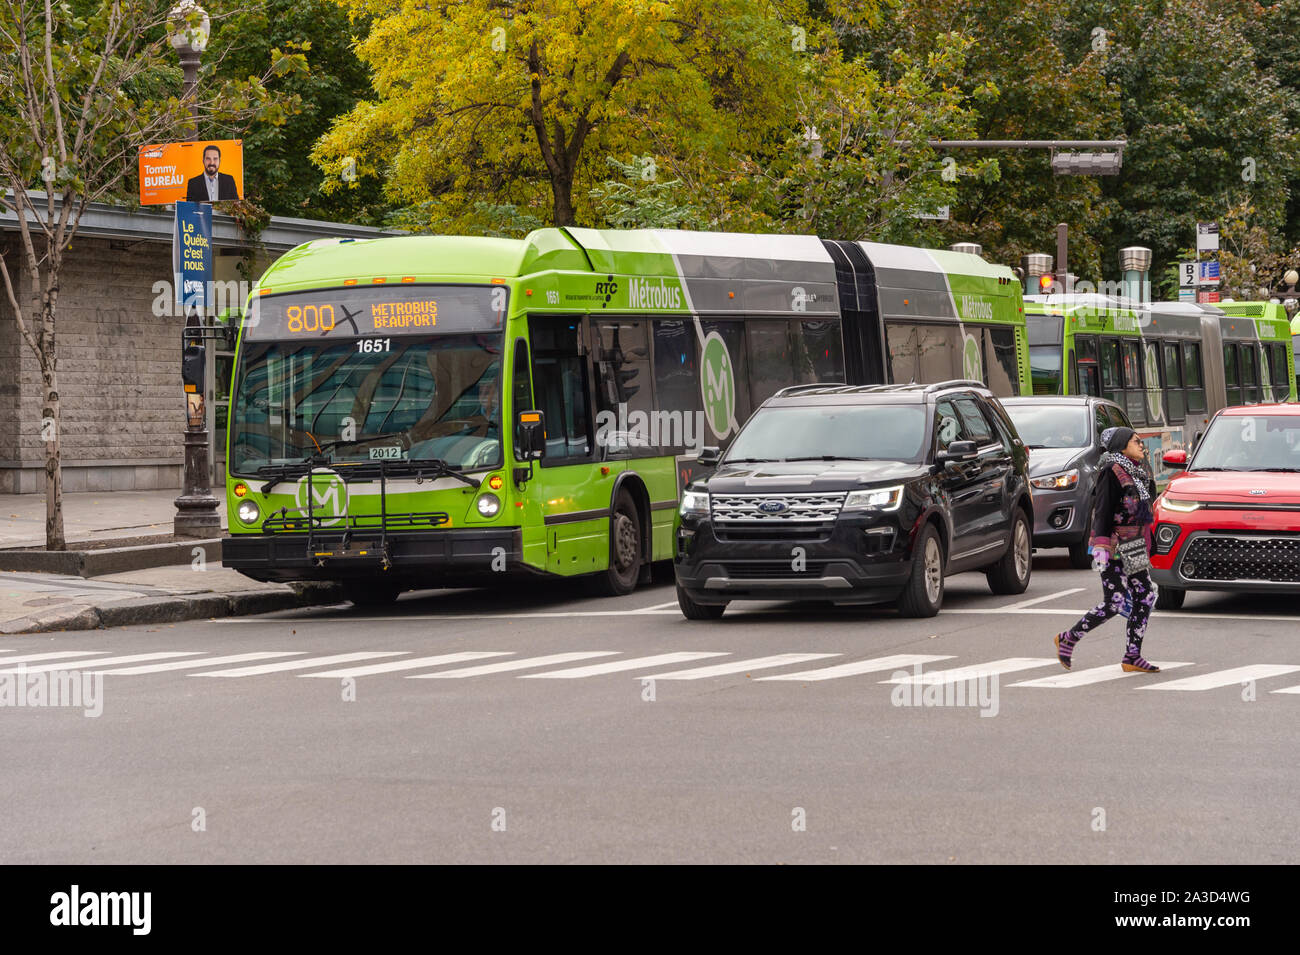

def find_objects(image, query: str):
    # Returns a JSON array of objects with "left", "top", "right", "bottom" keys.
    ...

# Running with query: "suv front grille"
[
  {"left": 1179, "top": 533, "right": 1300, "bottom": 583},
  {"left": 710, "top": 492, "right": 847, "bottom": 523},
  {"left": 720, "top": 560, "right": 829, "bottom": 579}
]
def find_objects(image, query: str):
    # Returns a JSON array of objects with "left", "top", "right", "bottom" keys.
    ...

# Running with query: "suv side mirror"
[
  {"left": 515, "top": 410, "right": 546, "bottom": 461},
  {"left": 697, "top": 446, "right": 721, "bottom": 466},
  {"left": 1162, "top": 449, "right": 1188, "bottom": 470},
  {"left": 937, "top": 440, "right": 979, "bottom": 464}
]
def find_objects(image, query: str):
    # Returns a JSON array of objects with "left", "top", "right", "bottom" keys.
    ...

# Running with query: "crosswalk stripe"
[
  {"left": 1011, "top": 662, "right": 1195, "bottom": 688},
  {"left": 647, "top": 653, "right": 841, "bottom": 681},
  {"left": 880, "top": 657, "right": 1058, "bottom": 685},
  {"left": 0, "top": 651, "right": 109, "bottom": 665},
  {"left": 410, "top": 651, "right": 622, "bottom": 679},
  {"left": 190, "top": 652, "right": 408, "bottom": 678},
  {"left": 0, "top": 652, "right": 203, "bottom": 675},
  {"left": 299, "top": 652, "right": 513, "bottom": 678},
  {"left": 519, "top": 652, "right": 728, "bottom": 679},
  {"left": 99, "top": 652, "right": 306, "bottom": 675},
  {"left": 757, "top": 654, "right": 956, "bottom": 682},
  {"left": 1138, "top": 664, "right": 1300, "bottom": 691}
]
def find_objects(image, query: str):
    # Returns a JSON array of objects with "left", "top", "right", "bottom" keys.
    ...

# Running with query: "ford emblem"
[{"left": 758, "top": 500, "right": 788, "bottom": 513}]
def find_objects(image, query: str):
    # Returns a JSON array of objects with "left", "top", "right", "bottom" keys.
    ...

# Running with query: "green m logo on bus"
[
  {"left": 295, "top": 469, "right": 349, "bottom": 527},
  {"left": 700, "top": 331, "right": 737, "bottom": 439},
  {"left": 961, "top": 330, "right": 982, "bottom": 381}
]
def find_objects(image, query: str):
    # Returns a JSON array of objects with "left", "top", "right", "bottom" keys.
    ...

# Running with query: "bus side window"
[
  {"left": 1075, "top": 335, "right": 1100, "bottom": 396},
  {"left": 1120, "top": 339, "right": 1145, "bottom": 426},
  {"left": 1183, "top": 342, "right": 1206, "bottom": 414},
  {"left": 1241, "top": 344, "right": 1259, "bottom": 404},
  {"left": 1163, "top": 342, "right": 1185, "bottom": 422},
  {"left": 529, "top": 318, "right": 592, "bottom": 462},
  {"left": 1101, "top": 337, "right": 1122, "bottom": 406},
  {"left": 512, "top": 338, "right": 533, "bottom": 414},
  {"left": 1223, "top": 343, "right": 1240, "bottom": 407}
]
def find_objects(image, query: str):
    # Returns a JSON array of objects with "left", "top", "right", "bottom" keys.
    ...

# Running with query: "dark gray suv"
[{"left": 1001, "top": 396, "right": 1134, "bottom": 568}]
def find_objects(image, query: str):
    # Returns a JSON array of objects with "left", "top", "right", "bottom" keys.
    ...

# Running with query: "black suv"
[{"left": 673, "top": 380, "right": 1033, "bottom": 619}]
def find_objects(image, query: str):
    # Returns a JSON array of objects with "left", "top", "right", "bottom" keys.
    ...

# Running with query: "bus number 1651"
[{"left": 357, "top": 338, "right": 392, "bottom": 353}]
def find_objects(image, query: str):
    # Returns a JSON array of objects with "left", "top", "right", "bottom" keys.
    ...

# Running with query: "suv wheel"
[
  {"left": 677, "top": 582, "right": 726, "bottom": 620},
  {"left": 987, "top": 509, "right": 1032, "bottom": 595},
  {"left": 898, "top": 524, "right": 944, "bottom": 618},
  {"left": 1155, "top": 586, "right": 1186, "bottom": 610}
]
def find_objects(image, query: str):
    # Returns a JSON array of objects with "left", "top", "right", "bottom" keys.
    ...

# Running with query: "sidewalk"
[
  {"left": 0, "top": 490, "right": 342, "bottom": 634},
  {"left": 0, "top": 488, "right": 225, "bottom": 549}
]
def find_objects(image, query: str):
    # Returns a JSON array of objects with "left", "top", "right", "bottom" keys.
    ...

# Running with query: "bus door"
[
  {"left": 1074, "top": 335, "right": 1101, "bottom": 396},
  {"left": 521, "top": 315, "right": 616, "bottom": 576}
]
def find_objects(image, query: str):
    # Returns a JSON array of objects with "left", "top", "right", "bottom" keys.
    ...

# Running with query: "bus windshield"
[
  {"left": 229, "top": 333, "right": 504, "bottom": 475},
  {"left": 229, "top": 285, "right": 508, "bottom": 475}
]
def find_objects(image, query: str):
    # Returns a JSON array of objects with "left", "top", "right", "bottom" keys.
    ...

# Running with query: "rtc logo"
[{"left": 295, "top": 469, "right": 348, "bottom": 527}]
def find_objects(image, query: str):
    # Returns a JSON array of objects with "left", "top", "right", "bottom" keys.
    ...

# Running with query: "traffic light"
[{"left": 181, "top": 341, "right": 206, "bottom": 394}]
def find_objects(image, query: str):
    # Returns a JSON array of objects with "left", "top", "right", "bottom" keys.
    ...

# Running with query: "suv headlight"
[
  {"left": 1161, "top": 497, "right": 1201, "bottom": 512},
  {"left": 679, "top": 490, "right": 710, "bottom": 519},
  {"left": 843, "top": 485, "right": 904, "bottom": 512},
  {"left": 1031, "top": 469, "right": 1079, "bottom": 490}
]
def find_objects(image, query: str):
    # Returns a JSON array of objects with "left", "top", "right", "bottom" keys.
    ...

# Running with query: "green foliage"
[{"left": 204, "top": 0, "right": 388, "bottom": 223}]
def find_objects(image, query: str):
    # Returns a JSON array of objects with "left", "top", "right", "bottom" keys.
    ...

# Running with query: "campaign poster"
[{"left": 140, "top": 139, "right": 244, "bottom": 205}]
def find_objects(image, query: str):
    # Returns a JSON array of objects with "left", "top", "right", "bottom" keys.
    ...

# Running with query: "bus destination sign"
[{"left": 245, "top": 285, "right": 507, "bottom": 340}]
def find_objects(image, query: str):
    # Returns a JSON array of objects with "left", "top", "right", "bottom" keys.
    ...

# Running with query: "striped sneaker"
[
  {"left": 1121, "top": 656, "right": 1160, "bottom": 673},
  {"left": 1055, "top": 632, "right": 1076, "bottom": 670}
]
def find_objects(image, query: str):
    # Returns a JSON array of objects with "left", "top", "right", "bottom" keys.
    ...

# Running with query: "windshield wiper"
[
  {"left": 1191, "top": 466, "right": 1249, "bottom": 471},
  {"left": 780, "top": 455, "right": 872, "bottom": 461},
  {"left": 1255, "top": 467, "right": 1300, "bottom": 472},
  {"left": 725, "top": 457, "right": 776, "bottom": 463}
]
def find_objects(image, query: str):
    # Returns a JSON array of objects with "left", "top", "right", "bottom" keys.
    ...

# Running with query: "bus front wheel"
[{"left": 590, "top": 490, "right": 642, "bottom": 597}]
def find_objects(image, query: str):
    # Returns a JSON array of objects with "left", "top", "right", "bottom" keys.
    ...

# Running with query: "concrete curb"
[
  {"left": 0, "top": 583, "right": 346, "bottom": 635},
  {"left": 0, "top": 539, "right": 223, "bottom": 577}
]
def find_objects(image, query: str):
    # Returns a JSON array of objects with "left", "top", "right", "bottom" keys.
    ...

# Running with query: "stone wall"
[{"left": 0, "top": 236, "right": 185, "bottom": 493}]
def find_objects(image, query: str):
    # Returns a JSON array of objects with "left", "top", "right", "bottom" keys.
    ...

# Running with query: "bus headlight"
[
  {"left": 475, "top": 493, "right": 501, "bottom": 517},
  {"left": 843, "top": 485, "right": 904, "bottom": 511},
  {"left": 679, "top": 490, "right": 710, "bottom": 519},
  {"left": 237, "top": 499, "right": 260, "bottom": 525},
  {"left": 1031, "top": 469, "right": 1079, "bottom": 490}
]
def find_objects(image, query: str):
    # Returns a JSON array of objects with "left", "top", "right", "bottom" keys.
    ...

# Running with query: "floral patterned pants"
[{"left": 1066, "top": 558, "right": 1157, "bottom": 658}]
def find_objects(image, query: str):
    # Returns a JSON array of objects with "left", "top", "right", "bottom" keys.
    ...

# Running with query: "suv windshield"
[
  {"left": 726, "top": 404, "right": 927, "bottom": 463},
  {"left": 1005, "top": 404, "right": 1089, "bottom": 449},
  {"left": 1189, "top": 414, "right": 1300, "bottom": 471}
]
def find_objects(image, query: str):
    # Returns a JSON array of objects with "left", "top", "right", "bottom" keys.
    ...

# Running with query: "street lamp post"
[{"left": 169, "top": 1, "right": 220, "bottom": 540}]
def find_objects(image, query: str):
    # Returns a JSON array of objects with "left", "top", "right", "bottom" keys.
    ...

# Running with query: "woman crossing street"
[{"left": 1054, "top": 427, "right": 1162, "bottom": 673}]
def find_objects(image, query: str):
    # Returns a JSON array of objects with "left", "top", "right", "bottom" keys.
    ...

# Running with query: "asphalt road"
[{"left": 1, "top": 555, "right": 1296, "bottom": 864}]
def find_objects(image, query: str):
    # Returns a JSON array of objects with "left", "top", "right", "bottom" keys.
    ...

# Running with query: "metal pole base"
[{"left": 174, "top": 427, "right": 221, "bottom": 538}]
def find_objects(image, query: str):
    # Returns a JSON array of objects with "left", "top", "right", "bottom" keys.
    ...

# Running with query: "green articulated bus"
[
  {"left": 1025, "top": 293, "right": 1296, "bottom": 483},
  {"left": 221, "top": 228, "right": 1028, "bottom": 601}
]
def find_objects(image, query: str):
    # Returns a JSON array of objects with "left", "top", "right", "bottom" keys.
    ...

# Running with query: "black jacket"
[
  {"left": 1090, "top": 460, "right": 1157, "bottom": 552},
  {"left": 185, "top": 172, "right": 239, "bottom": 202}
]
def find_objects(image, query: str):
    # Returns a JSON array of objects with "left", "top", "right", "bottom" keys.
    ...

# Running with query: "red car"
[{"left": 1150, "top": 403, "right": 1300, "bottom": 609}]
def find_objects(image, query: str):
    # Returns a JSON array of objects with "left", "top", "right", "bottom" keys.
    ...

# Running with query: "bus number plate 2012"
[{"left": 369, "top": 446, "right": 403, "bottom": 460}]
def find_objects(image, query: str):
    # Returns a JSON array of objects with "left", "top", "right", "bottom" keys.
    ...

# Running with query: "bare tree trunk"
[{"left": 41, "top": 368, "right": 65, "bottom": 550}]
